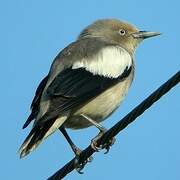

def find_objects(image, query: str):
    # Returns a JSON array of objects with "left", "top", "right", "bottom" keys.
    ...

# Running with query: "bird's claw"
[
  {"left": 91, "top": 131, "right": 116, "bottom": 153},
  {"left": 103, "top": 137, "right": 116, "bottom": 154},
  {"left": 74, "top": 152, "right": 93, "bottom": 174},
  {"left": 74, "top": 157, "right": 85, "bottom": 174}
]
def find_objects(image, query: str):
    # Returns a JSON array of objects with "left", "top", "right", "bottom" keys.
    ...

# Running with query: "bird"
[{"left": 19, "top": 19, "right": 160, "bottom": 171}]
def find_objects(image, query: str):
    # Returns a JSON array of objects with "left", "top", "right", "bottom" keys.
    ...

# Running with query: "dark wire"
[{"left": 48, "top": 71, "right": 180, "bottom": 180}]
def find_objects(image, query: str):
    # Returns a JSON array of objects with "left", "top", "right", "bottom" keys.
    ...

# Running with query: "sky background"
[{"left": 1, "top": 0, "right": 180, "bottom": 179}]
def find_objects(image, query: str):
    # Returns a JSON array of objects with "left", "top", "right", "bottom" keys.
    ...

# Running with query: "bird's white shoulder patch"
[{"left": 72, "top": 46, "right": 132, "bottom": 78}]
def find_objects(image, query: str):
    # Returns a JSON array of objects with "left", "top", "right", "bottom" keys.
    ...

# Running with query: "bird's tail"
[{"left": 19, "top": 116, "right": 67, "bottom": 158}]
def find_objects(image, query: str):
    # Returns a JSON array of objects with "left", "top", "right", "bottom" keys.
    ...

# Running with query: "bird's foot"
[
  {"left": 91, "top": 130, "right": 116, "bottom": 154},
  {"left": 73, "top": 147, "right": 93, "bottom": 174}
]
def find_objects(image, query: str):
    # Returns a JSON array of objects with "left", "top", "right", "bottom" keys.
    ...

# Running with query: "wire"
[{"left": 48, "top": 71, "right": 180, "bottom": 180}]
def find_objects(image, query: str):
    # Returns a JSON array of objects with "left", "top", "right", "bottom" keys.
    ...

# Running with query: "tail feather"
[
  {"left": 19, "top": 115, "right": 68, "bottom": 158},
  {"left": 19, "top": 120, "right": 54, "bottom": 158}
]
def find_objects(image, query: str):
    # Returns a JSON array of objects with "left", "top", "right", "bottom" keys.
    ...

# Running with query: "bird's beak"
[{"left": 132, "top": 31, "right": 161, "bottom": 39}]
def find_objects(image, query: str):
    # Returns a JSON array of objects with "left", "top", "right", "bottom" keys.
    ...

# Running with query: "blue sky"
[{"left": 1, "top": 0, "right": 179, "bottom": 179}]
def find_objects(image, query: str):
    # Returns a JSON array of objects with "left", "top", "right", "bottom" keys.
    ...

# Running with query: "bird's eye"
[{"left": 119, "top": 29, "right": 126, "bottom": 36}]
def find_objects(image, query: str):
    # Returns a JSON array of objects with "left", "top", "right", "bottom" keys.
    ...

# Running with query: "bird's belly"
[{"left": 65, "top": 77, "right": 132, "bottom": 129}]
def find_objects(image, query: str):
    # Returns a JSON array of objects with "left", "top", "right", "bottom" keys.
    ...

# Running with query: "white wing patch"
[{"left": 72, "top": 46, "right": 132, "bottom": 78}]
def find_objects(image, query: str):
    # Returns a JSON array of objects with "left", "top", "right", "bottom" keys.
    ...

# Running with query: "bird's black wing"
[
  {"left": 22, "top": 75, "right": 49, "bottom": 129},
  {"left": 22, "top": 38, "right": 120, "bottom": 129},
  {"left": 37, "top": 67, "right": 132, "bottom": 126}
]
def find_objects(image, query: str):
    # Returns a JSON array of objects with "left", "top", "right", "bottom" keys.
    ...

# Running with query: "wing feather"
[
  {"left": 37, "top": 66, "right": 132, "bottom": 126},
  {"left": 22, "top": 75, "right": 49, "bottom": 129}
]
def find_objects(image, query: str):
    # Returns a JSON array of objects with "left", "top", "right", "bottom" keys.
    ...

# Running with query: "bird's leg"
[
  {"left": 80, "top": 114, "right": 115, "bottom": 154},
  {"left": 59, "top": 127, "right": 81, "bottom": 156},
  {"left": 80, "top": 114, "right": 106, "bottom": 132},
  {"left": 59, "top": 126, "right": 93, "bottom": 173}
]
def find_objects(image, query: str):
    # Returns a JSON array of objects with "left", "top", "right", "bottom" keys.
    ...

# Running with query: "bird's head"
[{"left": 79, "top": 19, "right": 160, "bottom": 54}]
